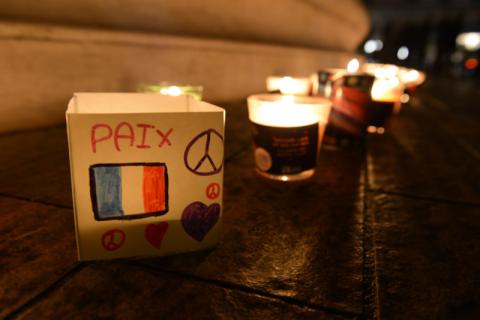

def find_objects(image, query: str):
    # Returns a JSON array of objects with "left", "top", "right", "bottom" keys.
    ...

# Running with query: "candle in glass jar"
[
  {"left": 247, "top": 94, "right": 331, "bottom": 181},
  {"left": 366, "top": 76, "right": 403, "bottom": 129},
  {"left": 266, "top": 76, "right": 311, "bottom": 95}
]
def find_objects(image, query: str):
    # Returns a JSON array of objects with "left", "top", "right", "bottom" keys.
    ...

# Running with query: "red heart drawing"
[{"left": 144, "top": 222, "right": 169, "bottom": 249}]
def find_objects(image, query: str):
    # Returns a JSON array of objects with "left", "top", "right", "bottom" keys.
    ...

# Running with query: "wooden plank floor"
[{"left": 1, "top": 79, "right": 479, "bottom": 319}]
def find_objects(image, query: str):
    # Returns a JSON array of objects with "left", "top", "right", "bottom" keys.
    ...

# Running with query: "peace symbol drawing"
[
  {"left": 206, "top": 182, "right": 220, "bottom": 200},
  {"left": 101, "top": 229, "right": 126, "bottom": 251},
  {"left": 184, "top": 129, "right": 224, "bottom": 176}
]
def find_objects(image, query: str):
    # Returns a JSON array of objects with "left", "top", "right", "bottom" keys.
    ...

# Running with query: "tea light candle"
[
  {"left": 138, "top": 83, "right": 203, "bottom": 101},
  {"left": 266, "top": 76, "right": 311, "bottom": 95},
  {"left": 247, "top": 94, "right": 331, "bottom": 181}
]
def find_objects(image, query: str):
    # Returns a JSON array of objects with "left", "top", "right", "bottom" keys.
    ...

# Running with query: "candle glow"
[
  {"left": 159, "top": 86, "right": 183, "bottom": 97},
  {"left": 266, "top": 76, "right": 311, "bottom": 95},
  {"left": 398, "top": 68, "right": 426, "bottom": 87},
  {"left": 371, "top": 77, "right": 403, "bottom": 102},
  {"left": 138, "top": 83, "right": 203, "bottom": 100}
]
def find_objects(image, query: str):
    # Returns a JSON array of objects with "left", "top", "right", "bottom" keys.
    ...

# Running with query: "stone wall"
[{"left": 0, "top": 0, "right": 369, "bottom": 133}]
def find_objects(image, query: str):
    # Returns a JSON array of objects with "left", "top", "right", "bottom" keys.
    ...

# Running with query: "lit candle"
[
  {"left": 247, "top": 94, "right": 331, "bottom": 181},
  {"left": 266, "top": 76, "right": 311, "bottom": 95},
  {"left": 138, "top": 83, "right": 203, "bottom": 101},
  {"left": 366, "top": 76, "right": 404, "bottom": 130},
  {"left": 362, "top": 63, "right": 409, "bottom": 114},
  {"left": 327, "top": 73, "right": 376, "bottom": 140}
]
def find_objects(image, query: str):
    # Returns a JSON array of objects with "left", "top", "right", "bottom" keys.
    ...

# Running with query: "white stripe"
[{"left": 121, "top": 165, "right": 145, "bottom": 215}]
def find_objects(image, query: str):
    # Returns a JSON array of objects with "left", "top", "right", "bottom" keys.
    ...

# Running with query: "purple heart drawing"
[{"left": 181, "top": 202, "right": 220, "bottom": 242}]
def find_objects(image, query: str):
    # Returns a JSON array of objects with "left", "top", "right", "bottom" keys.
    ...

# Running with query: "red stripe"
[{"left": 143, "top": 166, "right": 166, "bottom": 213}]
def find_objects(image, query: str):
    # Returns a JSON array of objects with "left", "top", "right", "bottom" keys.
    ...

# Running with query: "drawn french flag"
[{"left": 89, "top": 163, "right": 168, "bottom": 221}]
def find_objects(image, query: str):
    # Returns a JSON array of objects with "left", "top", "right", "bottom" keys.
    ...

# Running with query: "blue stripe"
[{"left": 93, "top": 166, "right": 124, "bottom": 219}]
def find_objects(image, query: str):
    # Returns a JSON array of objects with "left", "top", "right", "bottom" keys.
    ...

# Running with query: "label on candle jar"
[{"left": 250, "top": 122, "right": 318, "bottom": 175}]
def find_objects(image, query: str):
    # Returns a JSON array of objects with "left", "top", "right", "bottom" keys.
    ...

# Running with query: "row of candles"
[{"left": 139, "top": 59, "right": 426, "bottom": 181}]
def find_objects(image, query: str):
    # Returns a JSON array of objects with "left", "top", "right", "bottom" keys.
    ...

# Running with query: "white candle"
[{"left": 266, "top": 76, "right": 311, "bottom": 95}]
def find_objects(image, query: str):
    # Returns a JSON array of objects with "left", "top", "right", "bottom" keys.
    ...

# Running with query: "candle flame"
[{"left": 159, "top": 86, "right": 183, "bottom": 97}]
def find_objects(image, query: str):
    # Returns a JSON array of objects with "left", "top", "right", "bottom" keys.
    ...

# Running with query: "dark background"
[{"left": 360, "top": 0, "right": 480, "bottom": 77}]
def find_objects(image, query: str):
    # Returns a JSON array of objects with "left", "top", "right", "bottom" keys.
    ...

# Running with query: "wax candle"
[
  {"left": 266, "top": 76, "right": 311, "bottom": 95},
  {"left": 138, "top": 83, "right": 203, "bottom": 101},
  {"left": 247, "top": 94, "right": 331, "bottom": 181}
]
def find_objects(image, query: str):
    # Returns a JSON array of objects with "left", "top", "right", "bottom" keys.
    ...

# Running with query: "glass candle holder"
[
  {"left": 326, "top": 70, "right": 404, "bottom": 141},
  {"left": 266, "top": 76, "right": 311, "bottom": 95},
  {"left": 362, "top": 63, "right": 420, "bottom": 115},
  {"left": 328, "top": 73, "right": 376, "bottom": 138},
  {"left": 138, "top": 83, "right": 203, "bottom": 101},
  {"left": 247, "top": 94, "right": 331, "bottom": 181},
  {"left": 368, "top": 75, "right": 404, "bottom": 129}
]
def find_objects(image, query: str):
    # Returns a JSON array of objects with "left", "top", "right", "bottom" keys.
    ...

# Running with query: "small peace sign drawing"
[
  {"left": 206, "top": 182, "right": 220, "bottom": 199},
  {"left": 184, "top": 129, "right": 224, "bottom": 176},
  {"left": 101, "top": 229, "right": 126, "bottom": 251}
]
